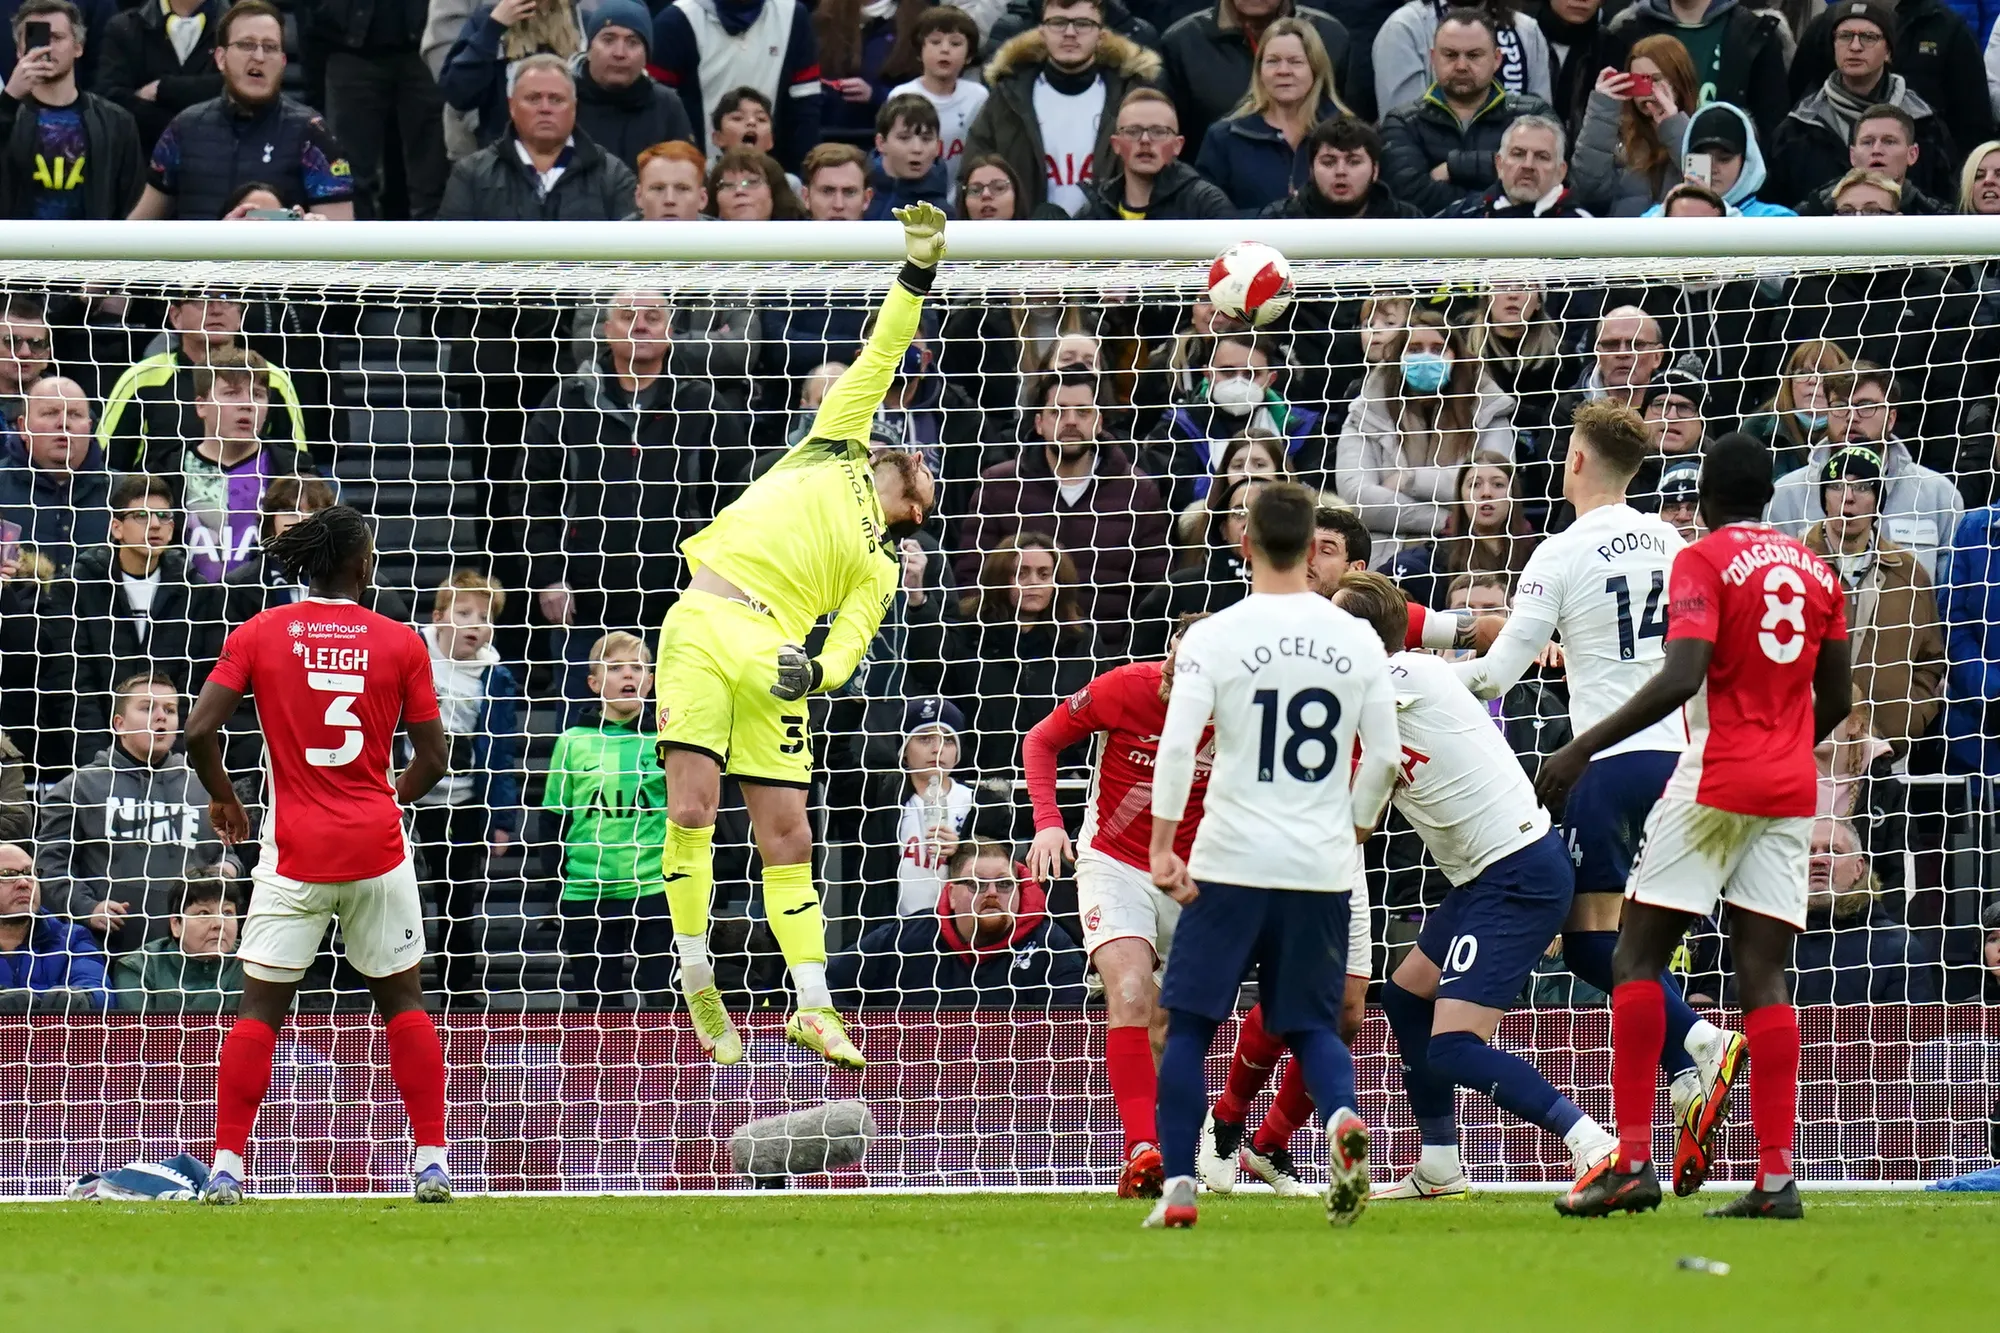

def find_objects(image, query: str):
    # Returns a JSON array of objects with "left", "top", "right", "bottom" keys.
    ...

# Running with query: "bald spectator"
[
  {"left": 957, "top": 370, "right": 1171, "bottom": 647},
  {"left": 1559, "top": 304, "right": 1664, "bottom": 418},
  {"left": 0, "top": 376, "right": 108, "bottom": 571},
  {"left": 1379, "top": 8, "right": 1556, "bottom": 216}
]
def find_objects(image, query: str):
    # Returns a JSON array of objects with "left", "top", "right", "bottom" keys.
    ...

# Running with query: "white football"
[{"left": 1206, "top": 242, "right": 1295, "bottom": 328}]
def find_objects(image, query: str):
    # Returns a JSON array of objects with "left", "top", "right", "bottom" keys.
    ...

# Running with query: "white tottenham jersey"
[
  {"left": 1458, "top": 503, "right": 1689, "bottom": 758},
  {"left": 1154, "top": 592, "right": 1399, "bottom": 892},
  {"left": 1388, "top": 652, "right": 1551, "bottom": 885}
]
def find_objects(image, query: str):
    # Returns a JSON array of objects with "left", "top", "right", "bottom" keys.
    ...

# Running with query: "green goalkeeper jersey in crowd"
[
  {"left": 677, "top": 276, "right": 926, "bottom": 693},
  {"left": 542, "top": 714, "right": 667, "bottom": 901}
]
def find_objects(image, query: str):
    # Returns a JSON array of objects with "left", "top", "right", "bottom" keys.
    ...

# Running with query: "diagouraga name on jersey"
[
  {"left": 1718, "top": 538, "right": 1839, "bottom": 594},
  {"left": 1238, "top": 636, "right": 1356, "bottom": 675}
]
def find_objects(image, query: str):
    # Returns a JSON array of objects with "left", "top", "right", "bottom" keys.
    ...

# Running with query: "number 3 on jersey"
[
  {"left": 307, "top": 671, "right": 364, "bottom": 767},
  {"left": 1606, "top": 570, "right": 1667, "bottom": 660},
  {"left": 1253, "top": 687, "right": 1342, "bottom": 783}
]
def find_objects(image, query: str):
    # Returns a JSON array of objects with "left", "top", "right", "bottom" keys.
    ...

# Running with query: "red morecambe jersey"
[
  {"left": 208, "top": 598, "right": 441, "bottom": 882},
  {"left": 1023, "top": 661, "right": 1212, "bottom": 872},
  {"left": 1660, "top": 525, "right": 1846, "bottom": 817}
]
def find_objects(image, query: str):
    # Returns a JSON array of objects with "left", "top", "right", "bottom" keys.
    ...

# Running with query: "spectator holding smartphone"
[{"left": 0, "top": 0, "right": 144, "bottom": 220}]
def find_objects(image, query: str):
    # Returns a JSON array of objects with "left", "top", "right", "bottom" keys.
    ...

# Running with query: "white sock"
[
  {"left": 1418, "top": 1143, "right": 1462, "bottom": 1180},
  {"left": 1564, "top": 1117, "right": 1615, "bottom": 1166},
  {"left": 792, "top": 962, "right": 833, "bottom": 1011},
  {"left": 675, "top": 934, "right": 713, "bottom": 992},
  {"left": 1671, "top": 1067, "right": 1704, "bottom": 1116},
  {"left": 1685, "top": 1018, "right": 1727, "bottom": 1064},
  {"left": 213, "top": 1149, "right": 244, "bottom": 1180}
]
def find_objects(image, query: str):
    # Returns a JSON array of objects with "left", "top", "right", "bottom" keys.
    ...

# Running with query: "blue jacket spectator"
[
  {"left": 864, "top": 153, "right": 956, "bottom": 218},
  {"left": 1639, "top": 102, "right": 1796, "bottom": 218},
  {"left": 653, "top": 0, "right": 822, "bottom": 172},
  {"left": 0, "top": 377, "right": 109, "bottom": 573},
  {"left": 438, "top": 0, "right": 585, "bottom": 148},
  {"left": 1196, "top": 94, "right": 1345, "bottom": 210},
  {"left": 1942, "top": 504, "right": 2000, "bottom": 775},
  {"left": 1191, "top": 15, "right": 1346, "bottom": 211},
  {"left": 829, "top": 840, "right": 1087, "bottom": 1010},
  {"left": 0, "top": 841, "right": 109, "bottom": 1013}
]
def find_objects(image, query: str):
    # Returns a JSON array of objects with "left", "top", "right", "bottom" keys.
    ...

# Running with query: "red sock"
[
  {"left": 1104, "top": 1025, "right": 1157, "bottom": 1153},
  {"left": 1611, "top": 980, "right": 1666, "bottom": 1171},
  {"left": 1744, "top": 1004, "right": 1799, "bottom": 1191},
  {"left": 1213, "top": 1004, "right": 1285, "bottom": 1125},
  {"left": 215, "top": 1017, "right": 278, "bottom": 1160},
  {"left": 386, "top": 1010, "right": 448, "bottom": 1148},
  {"left": 1251, "top": 1057, "right": 1314, "bottom": 1155}
]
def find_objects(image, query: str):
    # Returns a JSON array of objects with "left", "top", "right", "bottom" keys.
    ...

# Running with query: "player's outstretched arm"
[
  {"left": 800, "top": 203, "right": 947, "bottom": 448},
  {"left": 183, "top": 679, "right": 250, "bottom": 844},
  {"left": 397, "top": 717, "right": 451, "bottom": 806},
  {"left": 1454, "top": 607, "right": 1557, "bottom": 698},
  {"left": 1534, "top": 637, "right": 1712, "bottom": 811}
]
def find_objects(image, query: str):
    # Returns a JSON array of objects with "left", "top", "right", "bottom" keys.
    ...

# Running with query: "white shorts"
[
  {"left": 1625, "top": 798, "right": 1812, "bottom": 930},
  {"left": 239, "top": 856, "right": 427, "bottom": 981},
  {"left": 1346, "top": 848, "right": 1372, "bottom": 981},
  {"left": 1076, "top": 847, "right": 1180, "bottom": 964}
]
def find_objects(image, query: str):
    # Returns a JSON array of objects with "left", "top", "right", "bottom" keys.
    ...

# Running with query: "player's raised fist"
[{"left": 894, "top": 202, "right": 947, "bottom": 268}]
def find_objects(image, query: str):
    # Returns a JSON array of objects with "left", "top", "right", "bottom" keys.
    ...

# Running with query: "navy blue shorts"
[
  {"left": 1159, "top": 881, "right": 1350, "bottom": 1035},
  {"left": 1415, "top": 830, "right": 1575, "bottom": 1010},
  {"left": 1562, "top": 749, "right": 1678, "bottom": 894}
]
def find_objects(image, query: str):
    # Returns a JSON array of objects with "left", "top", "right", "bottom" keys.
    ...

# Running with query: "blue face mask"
[
  {"left": 1401, "top": 350, "right": 1451, "bottom": 394},
  {"left": 1793, "top": 409, "right": 1829, "bottom": 432}
]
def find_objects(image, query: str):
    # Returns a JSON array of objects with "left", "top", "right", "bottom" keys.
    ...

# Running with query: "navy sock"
[
  {"left": 1428, "top": 1030, "right": 1585, "bottom": 1139},
  {"left": 1382, "top": 979, "right": 1457, "bottom": 1143},
  {"left": 1157, "top": 1010, "right": 1218, "bottom": 1182},
  {"left": 1563, "top": 930, "right": 1696, "bottom": 1079},
  {"left": 1284, "top": 1025, "right": 1359, "bottom": 1136}
]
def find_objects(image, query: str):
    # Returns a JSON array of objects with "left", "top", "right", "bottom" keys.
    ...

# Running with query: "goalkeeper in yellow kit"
[{"left": 656, "top": 203, "right": 946, "bottom": 1069}]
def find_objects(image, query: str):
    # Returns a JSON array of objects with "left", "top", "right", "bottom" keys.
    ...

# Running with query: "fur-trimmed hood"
[{"left": 984, "top": 28, "right": 1162, "bottom": 84}]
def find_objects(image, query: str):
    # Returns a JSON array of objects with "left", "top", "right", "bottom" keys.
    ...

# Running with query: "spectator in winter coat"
[
  {"left": 127, "top": 1, "right": 356, "bottom": 221},
  {"left": 1569, "top": 32, "right": 1694, "bottom": 216},
  {"left": 314, "top": 0, "right": 448, "bottom": 218},
  {"left": 1602, "top": 0, "right": 1790, "bottom": 146},
  {"left": 0, "top": 1, "right": 144, "bottom": 220},
  {"left": 0, "top": 841, "right": 107, "bottom": 1013},
  {"left": 862, "top": 91, "right": 955, "bottom": 219},
  {"left": 111, "top": 874, "right": 244, "bottom": 1014},
  {"left": 1260, "top": 112, "right": 1424, "bottom": 217},
  {"left": 36, "top": 670, "right": 239, "bottom": 954},
  {"left": 1639, "top": 102, "right": 1796, "bottom": 217},
  {"left": 438, "top": 0, "right": 582, "bottom": 149},
  {"left": 831, "top": 838, "right": 1087, "bottom": 1010},
  {"left": 1940, "top": 499, "right": 2000, "bottom": 776},
  {"left": 571, "top": 0, "right": 694, "bottom": 171},
  {"left": 957, "top": 371, "right": 1172, "bottom": 645},
  {"left": 1143, "top": 330, "right": 1325, "bottom": 510},
  {"left": 1193, "top": 15, "right": 1347, "bottom": 211},
  {"left": 814, "top": 0, "right": 931, "bottom": 149},
  {"left": 1077, "top": 86, "right": 1234, "bottom": 218},
  {"left": 0, "top": 376, "right": 109, "bottom": 572},
  {"left": 1793, "top": 102, "right": 1956, "bottom": 215},
  {"left": 1436, "top": 112, "right": 1587, "bottom": 215},
  {"left": 1789, "top": 0, "right": 1993, "bottom": 164},
  {"left": 962, "top": 0, "right": 1164, "bottom": 215},
  {"left": 95, "top": 0, "right": 224, "bottom": 160},
  {"left": 1535, "top": 0, "right": 1618, "bottom": 131},
  {"left": 1335, "top": 305, "right": 1518, "bottom": 565},
  {"left": 436, "top": 55, "right": 637, "bottom": 221},
  {"left": 1793, "top": 817, "right": 1940, "bottom": 1004},
  {"left": 1373, "top": 0, "right": 1553, "bottom": 113},
  {"left": 653, "top": 0, "right": 821, "bottom": 172},
  {"left": 38, "top": 473, "right": 226, "bottom": 775},
  {"left": 1160, "top": 0, "right": 1353, "bottom": 159},
  {"left": 1767, "top": 5, "right": 1960, "bottom": 208},
  {"left": 1379, "top": 9, "right": 1557, "bottom": 214},
  {"left": 1768, "top": 365, "right": 1965, "bottom": 580}
]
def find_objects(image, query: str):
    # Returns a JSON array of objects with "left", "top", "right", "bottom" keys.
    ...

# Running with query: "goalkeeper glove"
[
  {"left": 771, "top": 644, "right": 824, "bottom": 701},
  {"left": 895, "top": 201, "right": 946, "bottom": 268}
]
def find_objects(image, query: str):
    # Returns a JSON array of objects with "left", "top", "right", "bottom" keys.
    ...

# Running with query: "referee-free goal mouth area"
[{"left": 2, "top": 1192, "right": 1992, "bottom": 1332}]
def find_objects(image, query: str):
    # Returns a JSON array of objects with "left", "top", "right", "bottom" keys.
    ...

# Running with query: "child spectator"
[
  {"left": 415, "top": 569, "right": 523, "bottom": 999},
  {"left": 864, "top": 92, "right": 953, "bottom": 219},
  {"left": 859, "top": 696, "right": 994, "bottom": 922},
  {"left": 542, "top": 632, "right": 672, "bottom": 1010},
  {"left": 887, "top": 6, "right": 987, "bottom": 183},
  {"left": 112, "top": 874, "right": 244, "bottom": 1014}
]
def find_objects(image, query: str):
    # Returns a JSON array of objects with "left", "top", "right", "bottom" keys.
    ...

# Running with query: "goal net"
[{"left": 0, "top": 219, "right": 1996, "bottom": 1196}]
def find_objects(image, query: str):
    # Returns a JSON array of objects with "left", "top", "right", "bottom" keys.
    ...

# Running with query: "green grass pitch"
[{"left": 3, "top": 1192, "right": 1994, "bottom": 1332}]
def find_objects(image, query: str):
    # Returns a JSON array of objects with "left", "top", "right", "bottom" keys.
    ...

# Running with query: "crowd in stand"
[{"left": 4, "top": 0, "right": 2000, "bottom": 1019}]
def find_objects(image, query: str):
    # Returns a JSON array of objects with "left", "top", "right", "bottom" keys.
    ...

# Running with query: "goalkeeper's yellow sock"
[
  {"left": 762, "top": 862, "right": 833, "bottom": 1009},
  {"left": 663, "top": 821, "right": 715, "bottom": 989}
]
